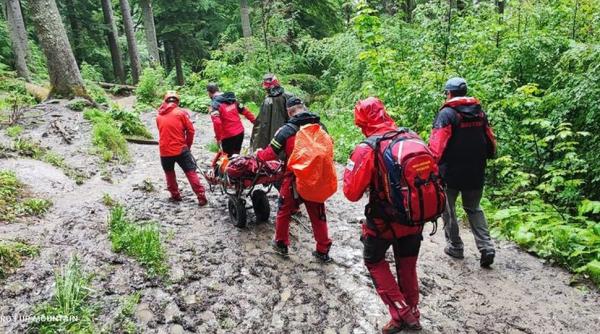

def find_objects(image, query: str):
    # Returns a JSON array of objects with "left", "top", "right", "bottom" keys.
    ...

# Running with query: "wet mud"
[{"left": 1, "top": 100, "right": 599, "bottom": 333}]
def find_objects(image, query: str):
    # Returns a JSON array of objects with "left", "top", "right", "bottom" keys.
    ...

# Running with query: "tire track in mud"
[{"left": 1, "top": 100, "right": 599, "bottom": 333}]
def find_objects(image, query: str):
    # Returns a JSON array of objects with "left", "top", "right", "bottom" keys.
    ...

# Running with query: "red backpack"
[{"left": 363, "top": 128, "right": 446, "bottom": 226}]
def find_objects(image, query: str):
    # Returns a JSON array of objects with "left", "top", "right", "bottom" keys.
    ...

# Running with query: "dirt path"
[{"left": 1, "top": 100, "right": 599, "bottom": 334}]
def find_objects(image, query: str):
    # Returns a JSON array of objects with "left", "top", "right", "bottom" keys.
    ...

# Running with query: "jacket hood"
[
  {"left": 158, "top": 101, "right": 178, "bottom": 115},
  {"left": 288, "top": 111, "right": 320, "bottom": 126},
  {"left": 354, "top": 97, "right": 397, "bottom": 137},
  {"left": 214, "top": 92, "right": 237, "bottom": 104},
  {"left": 442, "top": 96, "right": 482, "bottom": 118}
]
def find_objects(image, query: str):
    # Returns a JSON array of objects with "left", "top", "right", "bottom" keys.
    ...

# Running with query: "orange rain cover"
[{"left": 287, "top": 124, "right": 337, "bottom": 203}]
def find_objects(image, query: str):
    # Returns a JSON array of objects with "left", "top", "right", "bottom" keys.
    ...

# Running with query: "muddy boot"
[
  {"left": 480, "top": 249, "right": 495, "bottom": 268},
  {"left": 444, "top": 245, "right": 464, "bottom": 259},
  {"left": 168, "top": 195, "right": 182, "bottom": 202},
  {"left": 197, "top": 192, "right": 208, "bottom": 207},
  {"left": 400, "top": 309, "right": 422, "bottom": 331},
  {"left": 382, "top": 319, "right": 402, "bottom": 334},
  {"left": 272, "top": 241, "right": 289, "bottom": 258},
  {"left": 312, "top": 250, "right": 332, "bottom": 263}
]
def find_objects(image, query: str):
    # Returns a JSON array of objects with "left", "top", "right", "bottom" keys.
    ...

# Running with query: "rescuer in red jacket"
[
  {"left": 343, "top": 97, "right": 422, "bottom": 333},
  {"left": 156, "top": 91, "right": 207, "bottom": 206},
  {"left": 207, "top": 83, "right": 256, "bottom": 156},
  {"left": 429, "top": 77, "right": 497, "bottom": 267},
  {"left": 255, "top": 96, "right": 332, "bottom": 262}
]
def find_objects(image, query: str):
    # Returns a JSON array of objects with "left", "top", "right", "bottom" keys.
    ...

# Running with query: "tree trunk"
[
  {"left": 119, "top": 0, "right": 141, "bottom": 84},
  {"left": 240, "top": 0, "right": 252, "bottom": 38},
  {"left": 139, "top": 0, "right": 160, "bottom": 65},
  {"left": 163, "top": 40, "right": 173, "bottom": 73},
  {"left": 495, "top": 0, "right": 505, "bottom": 48},
  {"left": 101, "top": 0, "right": 126, "bottom": 83},
  {"left": 402, "top": 0, "right": 416, "bottom": 23},
  {"left": 28, "top": 0, "right": 87, "bottom": 98},
  {"left": 173, "top": 42, "right": 184, "bottom": 85},
  {"left": 64, "top": 0, "right": 82, "bottom": 64},
  {"left": 4, "top": 0, "right": 29, "bottom": 81}
]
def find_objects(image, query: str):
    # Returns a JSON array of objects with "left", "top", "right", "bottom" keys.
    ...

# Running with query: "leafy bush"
[
  {"left": 34, "top": 256, "right": 97, "bottom": 333},
  {"left": 109, "top": 108, "right": 153, "bottom": 139},
  {"left": 108, "top": 205, "right": 167, "bottom": 277},
  {"left": 91, "top": 121, "right": 129, "bottom": 162},
  {"left": 135, "top": 67, "right": 166, "bottom": 107}
]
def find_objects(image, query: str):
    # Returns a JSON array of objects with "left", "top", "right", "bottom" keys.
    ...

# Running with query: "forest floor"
[{"left": 0, "top": 97, "right": 599, "bottom": 334}]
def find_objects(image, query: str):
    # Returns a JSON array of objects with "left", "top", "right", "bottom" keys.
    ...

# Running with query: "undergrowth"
[
  {"left": 108, "top": 205, "right": 167, "bottom": 277},
  {"left": 0, "top": 241, "right": 39, "bottom": 279},
  {"left": 0, "top": 170, "right": 52, "bottom": 222},
  {"left": 33, "top": 256, "right": 97, "bottom": 333}
]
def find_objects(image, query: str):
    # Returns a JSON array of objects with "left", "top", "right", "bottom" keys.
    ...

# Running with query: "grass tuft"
[
  {"left": 108, "top": 205, "right": 168, "bottom": 277},
  {"left": 6, "top": 125, "right": 23, "bottom": 138},
  {"left": 34, "top": 256, "right": 97, "bottom": 333},
  {"left": 0, "top": 241, "right": 39, "bottom": 279}
]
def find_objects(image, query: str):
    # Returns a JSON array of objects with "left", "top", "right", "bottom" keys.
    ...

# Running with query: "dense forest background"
[{"left": 1, "top": 0, "right": 599, "bottom": 283}]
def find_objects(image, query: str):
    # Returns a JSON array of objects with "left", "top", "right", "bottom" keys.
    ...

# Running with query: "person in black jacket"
[{"left": 429, "top": 77, "right": 497, "bottom": 267}]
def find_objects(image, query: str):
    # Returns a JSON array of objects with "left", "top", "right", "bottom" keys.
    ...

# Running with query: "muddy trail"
[{"left": 1, "top": 98, "right": 599, "bottom": 334}]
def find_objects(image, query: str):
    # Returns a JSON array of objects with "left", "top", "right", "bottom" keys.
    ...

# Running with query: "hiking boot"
[
  {"left": 444, "top": 245, "right": 464, "bottom": 259},
  {"left": 480, "top": 249, "right": 495, "bottom": 268},
  {"left": 382, "top": 319, "right": 402, "bottom": 334},
  {"left": 272, "top": 241, "right": 289, "bottom": 257},
  {"left": 400, "top": 308, "right": 422, "bottom": 331},
  {"left": 312, "top": 250, "right": 332, "bottom": 263},
  {"left": 197, "top": 193, "right": 208, "bottom": 207},
  {"left": 168, "top": 195, "right": 182, "bottom": 202}
]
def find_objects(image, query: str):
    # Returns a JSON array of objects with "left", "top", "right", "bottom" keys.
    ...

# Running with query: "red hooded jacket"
[
  {"left": 156, "top": 99, "right": 195, "bottom": 157},
  {"left": 343, "top": 97, "right": 421, "bottom": 239},
  {"left": 210, "top": 92, "right": 256, "bottom": 141}
]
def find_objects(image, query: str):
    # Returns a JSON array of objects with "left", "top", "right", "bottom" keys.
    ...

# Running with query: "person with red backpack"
[
  {"left": 429, "top": 77, "right": 497, "bottom": 267},
  {"left": 207, "top": 83, "right": 256, "bottom": 156},
  {"left": 156, "top": 91, "right": 207, "bottom": 206},
  {"left": 344, "top": 97, "right": 446, "bottom": 333},
  {"left": 256, "top": 96, "right": 334, "bottom": 262}
]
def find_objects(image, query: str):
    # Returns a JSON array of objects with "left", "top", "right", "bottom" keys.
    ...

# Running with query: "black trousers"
[
  {"left": 160, "top": 149, "right": 197, "bottom": 172},
  {"left": 221, "top": 132, "right": 244, "bottom": 156}
]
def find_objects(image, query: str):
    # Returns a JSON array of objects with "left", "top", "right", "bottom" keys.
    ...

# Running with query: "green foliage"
[
  {"left": 0, "top": 170, "right": 53, "bottom": 221},
  {"left": 34, "top": 256, "right": 97, "bottom": 333},
  {"left": 102, "top": 193, "right": 116, "bottom": 207},
  {"left": 135, "top": 67, "right": 166, "bottom": 108},
  {"left": 19, "top": 198, "right": 52, "bottom": 216},
  {"left": 83, "top": 108, "right": 130, "bottom": 162},
  {"left": 0, "top": 241, "right": 39, "bottom": 279},
  {"left": 108, "top": 205, "right": 168, "bottom": 277},
  {"left": 109, "top": 108, "right": 153, "bottom": 139},
  {"left": 6, "top": 125, "right": 23, "bottom": 138}
]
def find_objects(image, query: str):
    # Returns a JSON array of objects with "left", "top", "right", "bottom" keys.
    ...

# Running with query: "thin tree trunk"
[
  {"left": 260, "top": 0, "right": 272, "bottom": 71},
  {"left": 173, "top": 42, "right": 184, "bottom": 85},
  {"left": 139, "top": 0, "right": 160, "bottom": 65},
  {"left": 64, "top": 0, "right": 82, "bottom": 64},
  {"left": 4, "top": 0, "right": 29, "bottom": 81},
  {"left": 163, "top": 40, "right": 173, "bottom": 73},
  {"left": 443, "top": 0, "right": 453, "bottom": 67},
  {"left": 28, "top": 0, "right": 87, "bottom": 98},
  {"left": 119, "top": 0, "right": 142, "bottom": 83},
  {"left": 495, "top": 0, "right": 505, "bottom": 48},
  {"left": 101, "top": 0, "right": 126, "bottom": 83},
  {"left": 240, "top": 0, "right": 252, "bottom": 38},
  {"left": 571, "top": 0, "right": 579, "bottom": 41},
  {"left": 402, "top": 0, "right": 416, "bottom": 23}
]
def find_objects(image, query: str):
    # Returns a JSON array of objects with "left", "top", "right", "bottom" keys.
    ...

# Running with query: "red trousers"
[
  {"left": 361, "top": 222, "right": 422, "bottom": 322},
  {"left": 275, "top": 175, "right": 332, "bottom": 253},
  {"left": 161, "top": 150, "right": 205, "bottom": 200}
]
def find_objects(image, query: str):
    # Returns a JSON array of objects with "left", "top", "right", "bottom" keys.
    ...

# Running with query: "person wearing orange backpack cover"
[
  {"left": 207, "top": 83, "right": 256, "bottom": 157},
  {"left": 255, "top": 96, "right": 333, "bottom": 262},
  {"left": 156, "top": 91, "right": 207, "bottom": 206},
  {"left": 343, "top": 97, "right": 423, "bottom": 333}
]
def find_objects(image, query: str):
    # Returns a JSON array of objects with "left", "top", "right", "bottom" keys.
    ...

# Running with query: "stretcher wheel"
[
  {"left": 228, "top": 197, "right": 247, "bottom": 228},
  {"left": 251, "top": 190, "right": 270, "bottom": 222}
]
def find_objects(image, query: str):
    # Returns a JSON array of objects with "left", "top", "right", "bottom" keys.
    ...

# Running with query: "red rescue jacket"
[
  {"left": 210, "top": 92, "right": 256, "bottom": 141},
  {"left": 156, "top": 99, "right": 195, "bottom": 157},
  {"left": 343, "top": 97, "right": 421, "bottom": 239}
]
